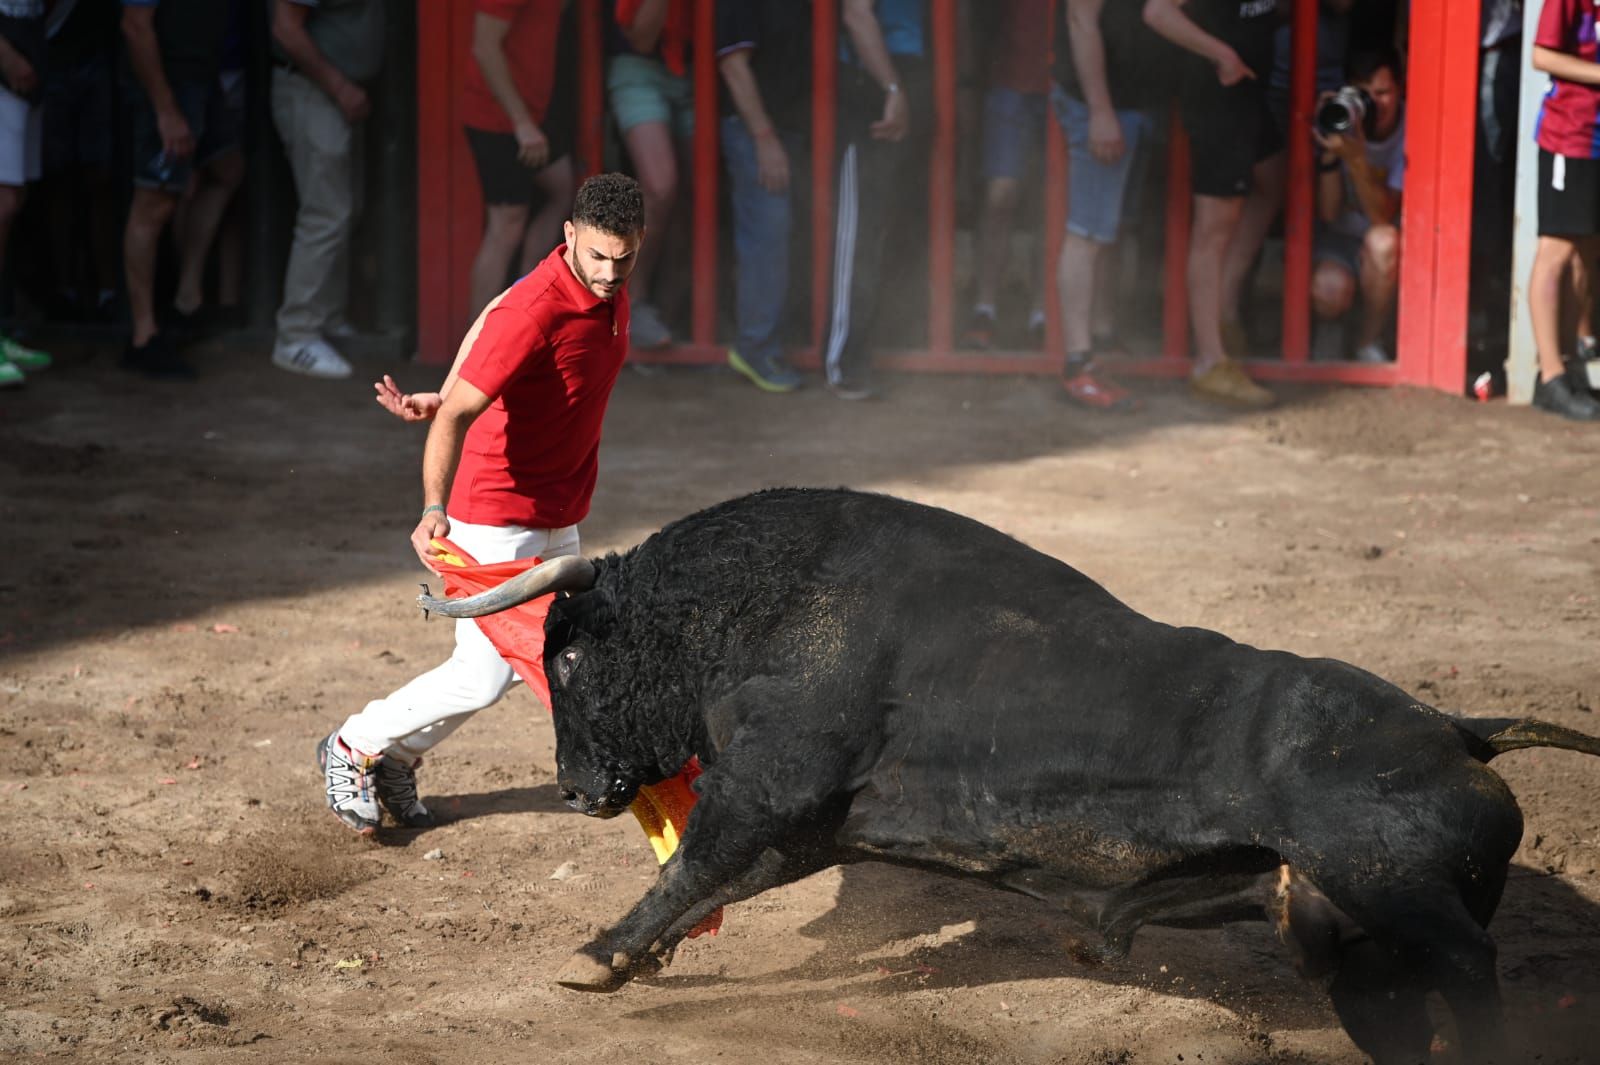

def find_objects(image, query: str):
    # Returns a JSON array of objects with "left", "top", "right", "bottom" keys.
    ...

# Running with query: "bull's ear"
[{"left": 548, "top": 587, "right": 617, "bottom": 639}]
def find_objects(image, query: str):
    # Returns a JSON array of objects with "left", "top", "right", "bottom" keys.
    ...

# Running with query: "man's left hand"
[{"left": 375, "top": 375, "right": 443, "bottom": 422}]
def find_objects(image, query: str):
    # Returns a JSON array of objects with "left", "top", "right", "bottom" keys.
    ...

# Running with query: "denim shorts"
[
  {"left": 981, "top": 86, "right": 1046, "bottom": 182},
  {"left": 607, "top": 53, "right": 694, "bottom": 139},
  {"left": 130, "top": 74, "right": 243, "bottom": 191},
  {"left": 1051, "top": 84, "right": 1152, "bottom": 245}
]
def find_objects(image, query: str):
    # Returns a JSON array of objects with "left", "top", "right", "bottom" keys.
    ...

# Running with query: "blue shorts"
[
  {"left": 130, "top": 74, "right": 243, "bottom": 192},
  {"left": 1051, "top": 85, "right": 1152, "bottom": 245},
  {"left": 981, "top": 86, "right": 1045, "bottom": 182},
  {"left": 607, "top": 53, "right": 694, "bottom": 139}
]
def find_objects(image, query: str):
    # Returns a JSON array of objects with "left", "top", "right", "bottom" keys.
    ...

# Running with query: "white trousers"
[{"left": 339, "top": 517, "right": 581, "bottom": 762}]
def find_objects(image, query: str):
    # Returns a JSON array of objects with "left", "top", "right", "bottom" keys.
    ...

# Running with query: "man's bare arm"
[
  {"left": 621, "top": 0, "right": 669, "bottom": 54},
  {"left": 1534, "top": 45, "right": 1600, "bottom": 86},
  {"left": 121, "top": 6, "right": 177, "bottom": 117},
  {"left": 272, "top": 0, "right": 367, "bottom": 119}
]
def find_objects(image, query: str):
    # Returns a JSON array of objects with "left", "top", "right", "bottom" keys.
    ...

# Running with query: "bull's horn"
[{"left": 417, "top": 555, "right": 596, "bottom": 618}]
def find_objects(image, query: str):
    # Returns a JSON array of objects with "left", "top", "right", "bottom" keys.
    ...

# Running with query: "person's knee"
[
  {"left": 1312, "top": 263, "right": 1355, "bottom": 318},
  {"left": 1363, "top": 224, "right": 1399, "bottom": 274},
  {"left": 0, "top": 185, "right": 21, "bottom": 225},
  {"left": 985, "top": 177, "right": 1021, "bottom": 214},
  {"left": 204, "top": 148, "right": 246, "bottom": 192},
  {"left": 130, "top": 189, "right": 178, "bottom": 230},
  {"left": 483, "top": 206, "right": 530, "bottom": 250}
]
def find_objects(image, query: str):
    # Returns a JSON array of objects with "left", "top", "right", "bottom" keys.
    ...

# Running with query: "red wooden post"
[
  {"left": 1281, "top": 0, "right": 1316, "bottom": 363},
  {"left": 1396, "top": 0, "right": 1441, "bottom": 386},
  {"left": 928, "top": 0, "right": 957, "bottom": 355},
  {"left": 1425, "top": 0, "right": 1478, "bottom": 392},
  {"left": 1162, "top": 112, "right": 1192, "bottom": 361},
  {"left": 1043, "top": 1, "right": 1066, "bottom": 359},
  {"left": 577, "top": 0, "right": 604, "bottom": 180},
  {"left": 415, "top": 0, "right": 455, "bottom": 364},
  {"left": 811, "top": 0, "right": 838, "bottom": 352},
  {"left": 691, "top": 0, "right": 718, "bottom": 347}
]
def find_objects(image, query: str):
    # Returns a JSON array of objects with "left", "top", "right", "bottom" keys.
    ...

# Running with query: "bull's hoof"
[{"left": 555, "top": 950, "right": 626, "bottom": 992}]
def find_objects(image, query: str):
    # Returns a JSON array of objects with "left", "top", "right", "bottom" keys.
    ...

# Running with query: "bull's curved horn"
[{"left": 417, "top": 555, "right": 596, "bottom": 618}]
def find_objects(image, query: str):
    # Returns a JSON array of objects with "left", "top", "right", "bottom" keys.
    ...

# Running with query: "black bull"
[{"left": 419, "top": 488, "right": 1599, "bottom": 1063}]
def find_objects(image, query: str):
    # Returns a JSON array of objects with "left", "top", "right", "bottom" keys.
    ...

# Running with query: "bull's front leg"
[{"left": 556, "top": 729, "right": 851, "bottom": 991}]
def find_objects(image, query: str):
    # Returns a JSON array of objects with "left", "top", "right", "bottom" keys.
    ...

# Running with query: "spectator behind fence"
[
  {"left": 715, "top": 0, "right": 809, "bottom": 393},
  {"left": 1143, "top": 0, "right": 1277, "bottom": 409},
  {"left": 608, "top": 0, "right": 692, "bottom": 350},
  {"left": 463, "top": 0, "right": 576, "bottom": 318},
  {"left": 1310, "top": 46, "right": 1403, "bottom": 365},
  {"left": 0, "top": 0, "right": 48, "bottom": 389},
  {"left": 821, "top": 0, "right": 929, "bottom": 401},
  {"left": 1525, "top": 0, "right": 1600, "bottom": 420},
  {"left": 961, "top": 0, "right": 1050, "bottom": 355},
  {"left": 170, "top": 0, "right": 247, "bottom": 335},
  {"left": 269, "top": 0, "right": 385, "bottom": 380},
  {"left": 119, "top": 0, "right": 234, "bottom": 380},
  {"left": 41, "top": 0, "right": 119, "bottom": 327},
  {"left": 1222, "top": 0, "right": 1351, "bottom": 361},
  {"left": 1050, "top": 0, "right": 1176, "bottom": 413}
]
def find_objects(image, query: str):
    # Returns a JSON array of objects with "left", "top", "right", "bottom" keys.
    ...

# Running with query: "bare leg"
[
  {"left": 174, "top": 149, "right": 245, "bottom": 314},
  {"left": 1189, "top": 194, "right": 1246, "bottom": 373},
  {"left": 124, "top": 187, "right": 180, "bottom": 346},
  {"left": 1311, "top": 260, "right": 1357, "bottom": 321},
  {"left": 1057, "top": 230, "right": 1103, "bottom": 355},
  {"left": 974, "top": 176, "right": 1021, "bottom": 313},
  {"left": 1356, "top": 223, "right": 1399, "bottom": 349},
  {"left": 1531, "top": 236, "right": 1577, "bottom": 382},
  {"left": 620, "top": 120, "right": 679, "bottom": 305},
  {"left": 469, "top": 203, "right": 531, "bottom": 316},
  {"left": 519, "top": 156, "right": 576, "bottom": 274},
  {"left": 1220, "top": 152, "right": 1286, "bottom": 330}
]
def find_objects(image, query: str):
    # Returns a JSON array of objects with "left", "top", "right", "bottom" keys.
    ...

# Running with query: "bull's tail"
[{"left": 1450, "top": 714, "right": 1600, "bottom": 763}]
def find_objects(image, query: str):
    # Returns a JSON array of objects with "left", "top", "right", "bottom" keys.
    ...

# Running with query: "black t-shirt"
[
  {"left": 1053, "top": 0, "right": 1178, "bottom": 112},
  {"left": 1183, "top": 0, "right": 1281, "bottom": 84},
  {"left": 0, "top": 0, "right": 46, "bottom": 88},
  {"left": 127, "top": 0, "right": 230, "bottom": 87},
  {"left": 715, "top": 0, "right": 811, "bottom": 134},
  {"left": 48, "top": 0, "right": 119, "bottom": 70}
]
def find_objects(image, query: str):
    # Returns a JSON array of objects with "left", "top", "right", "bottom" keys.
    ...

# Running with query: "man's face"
[
  {"left": 564, "top": 221, "right": 642, "bottom": 301},
  {"left": 1357, "top": 66, "right": 1401, "bottom": 139}
]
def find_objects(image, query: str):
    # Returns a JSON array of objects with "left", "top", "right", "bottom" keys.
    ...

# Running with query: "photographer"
[{"left": 1310, "top": 46, "right": 1404, "bottom": 363}]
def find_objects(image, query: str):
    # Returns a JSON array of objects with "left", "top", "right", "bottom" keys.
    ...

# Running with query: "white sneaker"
[
  {"left": 1353, "top": 341, "right": 1392, "bottom": 364},
  {"left": 272, "top": 337, "right": 352, "bottom": 379}
]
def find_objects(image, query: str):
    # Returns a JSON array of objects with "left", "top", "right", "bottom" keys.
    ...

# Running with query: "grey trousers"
[{"left": 271, "top": 68, "right": 363, "bottom": 345}]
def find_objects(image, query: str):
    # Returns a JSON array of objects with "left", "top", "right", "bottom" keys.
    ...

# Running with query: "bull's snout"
[{"left": 558, "top": 784, "right": 629, "bottom": 819}]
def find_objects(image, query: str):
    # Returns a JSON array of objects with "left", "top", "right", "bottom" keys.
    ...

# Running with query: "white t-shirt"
[{"left": 1329, "top": 116, "right": 1405, "bottom": 239}]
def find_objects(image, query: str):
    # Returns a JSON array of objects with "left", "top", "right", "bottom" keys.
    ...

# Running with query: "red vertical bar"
[
  {"left": 928, "top": 0, "right": 957, "bottom": 355},
  {"left": 416, "top": 0, "right": 454, "bottom": 363},
  {"left": 577, "top": 0, "right": 604, "bottom": 179},
  {"left": 1396, "top": 0, "right": 1441, "bottom": 386},
  {"left": 811, "top": 0, "right": 838, "bottom": 349},
  {"left": 1426, "top": 0, "right": 1477, "bottom": 392},
  {"left": 1281, "top": 0, "right": 1316, "bottom": 363},
  {"left": 1043, "top": 0, "right": 1066, "bottom": 357},
  {"left": 1162, "top": 111, "right": 1192, "bottom": 361},
  {"left": 691, "top": 0, "right": 718, "bottom": 346}
]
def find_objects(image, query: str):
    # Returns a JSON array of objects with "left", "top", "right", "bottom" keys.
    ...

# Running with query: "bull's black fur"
[{"left": 522, "top": 487, "right": 1598, "bottom": 1065}]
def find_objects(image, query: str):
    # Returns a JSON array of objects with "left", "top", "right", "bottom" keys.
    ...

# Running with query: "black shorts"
[
  {"left": 463, "top": 108, "right": 574, "bottom": 207},
  {"left": 1180, "top": 77, "right": 1282, "bottom": 199},
  {"left": 1537, "top": 148, "right": 1600, "bottom": 237}
]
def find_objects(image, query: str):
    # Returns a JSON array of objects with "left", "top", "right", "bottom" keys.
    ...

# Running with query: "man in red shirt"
[
  {"left": 317, "top": 173, "right": 645, "bottom": 835},
  {"left": 462, "top": 0, "right": 575, "bottom": 315}
]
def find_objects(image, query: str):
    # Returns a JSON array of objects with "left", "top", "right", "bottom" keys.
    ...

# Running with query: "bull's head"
[{"left": 415, "top": 555, "right": 652, "bottom": 818}]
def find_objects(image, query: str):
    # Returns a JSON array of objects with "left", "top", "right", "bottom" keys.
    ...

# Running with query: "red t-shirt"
[
  {"left": 990, "top": 0, "right": 1052, "bottom": 96},
  {"left": 450, "top": 245, "right": 630, "bottom": 529},
  {"left": 461, "top": 0, "right": 564, "bottom": 133},
  {"left": 1536, "top": 0, "right": 1600, "bottom": 159}
]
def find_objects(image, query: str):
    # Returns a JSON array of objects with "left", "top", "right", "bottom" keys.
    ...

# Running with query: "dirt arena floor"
[{"left": 3, "top": 342, "right": 1599, "bottom": 1064}]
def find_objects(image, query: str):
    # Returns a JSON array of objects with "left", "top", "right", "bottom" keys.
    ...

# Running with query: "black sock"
[{"left": 1064, "top": 350, "right": 1092, "bottom": 376}]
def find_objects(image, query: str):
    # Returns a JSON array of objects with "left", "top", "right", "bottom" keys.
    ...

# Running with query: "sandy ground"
[{"left": 3, "top": 342, "right": 1599, "bottom": 1064}]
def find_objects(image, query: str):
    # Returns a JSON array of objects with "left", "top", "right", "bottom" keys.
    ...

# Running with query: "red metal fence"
[{"left": 417, "top": 0, "right": 1477, "bottom": 394}]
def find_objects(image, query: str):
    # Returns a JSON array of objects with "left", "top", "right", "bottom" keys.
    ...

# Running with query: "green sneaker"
[
  {"left": 0, "top": 335, "right": 50, "bottom": 371},
  {"left": 0, "top": 359, "right": 22, "bottom": 388}
]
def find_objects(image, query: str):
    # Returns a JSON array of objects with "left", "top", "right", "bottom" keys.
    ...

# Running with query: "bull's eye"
[{"left": 554, "top": 646, "right": 583, "bottom": 687}]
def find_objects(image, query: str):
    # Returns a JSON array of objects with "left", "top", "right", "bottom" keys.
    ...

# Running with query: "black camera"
[{"left": 1315, "top": 85, "right": 1374, "bottom": 138}]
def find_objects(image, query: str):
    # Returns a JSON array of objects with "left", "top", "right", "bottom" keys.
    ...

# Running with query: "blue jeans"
[
  {"left": 1051, "top": 85, "right": 1152, "bottom": 245},
  {"left": 721, "top": 114, "right": 797, "bottom": 363}
]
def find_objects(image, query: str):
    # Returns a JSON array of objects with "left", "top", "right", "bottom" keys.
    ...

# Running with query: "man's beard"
[{"left": 570, "top": 254, "right": 616, "bottom": 299}]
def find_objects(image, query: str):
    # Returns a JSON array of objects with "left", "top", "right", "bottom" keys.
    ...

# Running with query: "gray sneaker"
[
  {"left": 629, "top": 302, "right": 673, "bottom": 349},
  {"left": 375, "top": 755, "right": 433, "bottom": 828},
  {"left": 317, "top": 731, "right": 381, "bottom": 835}
]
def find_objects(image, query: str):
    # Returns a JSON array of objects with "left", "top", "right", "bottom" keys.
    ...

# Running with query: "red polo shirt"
[
  {"left": 461, "top": 0, "right": 564, "bottom": 133},
  {"left": 450, "top": 245, "right": 629, "bottom": 529}
]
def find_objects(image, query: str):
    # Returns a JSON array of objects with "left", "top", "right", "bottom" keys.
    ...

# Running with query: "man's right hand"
[
  {"left": 1088, "top": 107, "right": 1125, "bottom": 164},
  {"left": 0, "top": 53, "right": 36, "bottom": 97},
  {"left": 157, "top": 107, "right": 195, "bottom": 159},
  {"left": 1213, "top": 46, "right": 1256, "bottom": 88},
  {"left": 754, "top": 131, "right": 790, "bottom": 192},
  {"left": 375, "top": 375, "right": 443, "bottom": 422},
  {"left": 871, "top": 85, "right": 909, "bottom": 142},
  {"left": 335, "top": 80, "right": 371, "bottom": 123},
  {"left": 412, "top": 510, "right": 451, "bottom": 575},
  {"left": 514, "top": 118, "right": 550, "bottom": 169}
]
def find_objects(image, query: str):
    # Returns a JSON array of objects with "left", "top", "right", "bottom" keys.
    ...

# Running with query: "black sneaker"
[
  {"left": 123, "top": 333, "right": 196, "bottom": 380},
  {"left": 828, "top": 373, "right": 879, "bottom": 401},
  {"left": 1532, "top": 373, "right": 1600, "bottom": 421},
  {"left": 375, "top": 754, "right": 433, "bottom": 828},
  {"left": 316, "top": 731, "right": 381, "bottom": 835}
]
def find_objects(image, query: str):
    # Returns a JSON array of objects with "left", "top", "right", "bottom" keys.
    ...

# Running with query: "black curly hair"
[{"left": 572, "top": 173, "right": 646, "bottom": 238}]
